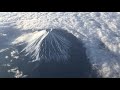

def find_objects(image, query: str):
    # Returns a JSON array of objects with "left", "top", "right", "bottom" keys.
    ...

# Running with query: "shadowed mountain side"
[{"left": 14, "top": 29, "right": 99, "bottom": 78}]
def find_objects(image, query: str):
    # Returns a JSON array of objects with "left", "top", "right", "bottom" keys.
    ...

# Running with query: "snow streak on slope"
[{"left": 1, "top": 12, "right": 120, "bottom": 77}]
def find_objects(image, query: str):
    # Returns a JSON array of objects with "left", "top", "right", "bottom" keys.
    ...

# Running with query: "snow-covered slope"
[{"left": 1, "top": 12, "right": 120, "bottom": 78}]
